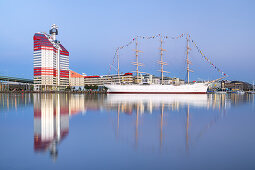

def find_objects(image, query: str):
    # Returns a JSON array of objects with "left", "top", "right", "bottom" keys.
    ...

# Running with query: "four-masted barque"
[{"left": 105, "top": 34, "right": 209, "bottom": 94}]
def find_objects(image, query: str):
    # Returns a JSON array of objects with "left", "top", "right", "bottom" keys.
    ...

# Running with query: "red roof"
[
  {"left": 70, "top": 70, "right": 84, "bottom": 78},
  {"left": 124, "top": 73, "right": 133, "bottom": 76},
  {"left": 84, "top": 76, "right": 100, "bottom": 78}
]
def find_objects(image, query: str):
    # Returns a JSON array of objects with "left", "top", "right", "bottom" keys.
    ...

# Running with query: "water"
[{"left": 0, "top": 93, "right": 254, "bottom": 170}]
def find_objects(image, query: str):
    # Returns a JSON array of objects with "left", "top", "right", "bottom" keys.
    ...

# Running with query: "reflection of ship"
[
  {"left": 106, "top": 94, "right": 210, "bottom": 108},
  {"left": 110, "top": 94, "right": 232, "bottom": 152}
]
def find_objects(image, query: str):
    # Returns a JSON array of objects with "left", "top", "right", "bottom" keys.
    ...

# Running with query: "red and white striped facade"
[{"left": 33, "top": 27, "right": 69, "bottom": 91}]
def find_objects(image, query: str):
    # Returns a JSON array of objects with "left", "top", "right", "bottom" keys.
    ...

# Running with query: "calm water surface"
[{"left": 0, "top": 93, "right": 254, "bottom": 170}]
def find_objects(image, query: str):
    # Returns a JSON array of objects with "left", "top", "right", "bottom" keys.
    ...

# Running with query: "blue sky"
[{"left": 0, "top": 0, "right": 254, "bottom": 82}]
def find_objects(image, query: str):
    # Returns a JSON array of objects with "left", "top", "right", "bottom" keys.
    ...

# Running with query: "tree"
[{"left": 66, "top": 86, "right": 71, "bottom": 91}]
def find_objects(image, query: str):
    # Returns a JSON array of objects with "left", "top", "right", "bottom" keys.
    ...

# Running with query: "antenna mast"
[
  {"left": 186, "top": 33, "right": 193, "bottom": 83},
  {"left": 158, "top": 34, "right": 167, "bottom": 85}
]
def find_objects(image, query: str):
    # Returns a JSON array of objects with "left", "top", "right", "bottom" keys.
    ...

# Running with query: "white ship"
[
  {"left": 105, "top": 83, "right": 208, "bottom": 94},
  {"left": 105, "top": 34, "right": 222, "bottom": 94}
]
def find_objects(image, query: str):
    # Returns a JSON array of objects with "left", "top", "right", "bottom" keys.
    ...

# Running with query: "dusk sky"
[{"left": 0, "top": 0, "right": 254, "bottom": 82}]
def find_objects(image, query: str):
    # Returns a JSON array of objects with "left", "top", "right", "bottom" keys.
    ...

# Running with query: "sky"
[{"left": 0, "top": 0, "right": 254, "bottom": 83}]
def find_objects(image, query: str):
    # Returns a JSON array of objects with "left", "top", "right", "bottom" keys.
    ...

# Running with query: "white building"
[{"left": 69, "top": 70, "right": 84, "bottom": 90}]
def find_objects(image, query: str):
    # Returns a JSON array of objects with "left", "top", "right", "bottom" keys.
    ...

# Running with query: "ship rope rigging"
[
  {"left": 131, "top": 37, "right": 144, "bottom": 83},
  {"left": 158, "top": 34, "right": 169, "bottom": 85},
  {"left": 109, "top": 33, "right": 229, "bottom": 83}
]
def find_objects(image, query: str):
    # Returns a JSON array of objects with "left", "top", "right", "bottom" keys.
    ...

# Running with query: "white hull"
[{"left": 105, "top": 83, "right": 208, "bottom": 94}]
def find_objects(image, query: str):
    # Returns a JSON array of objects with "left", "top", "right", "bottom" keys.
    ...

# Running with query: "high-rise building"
[{"left": 33, "top": 24, "right": 69, "bottom": 91}]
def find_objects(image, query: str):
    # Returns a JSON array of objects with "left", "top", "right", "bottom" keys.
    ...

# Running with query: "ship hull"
[{"left": 105, "top": 83, "right": 208, "bottom": 94}]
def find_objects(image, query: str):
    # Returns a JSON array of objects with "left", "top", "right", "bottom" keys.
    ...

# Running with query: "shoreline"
[{"left": 0, "top": 91, "right": 107, "bottom": 94}]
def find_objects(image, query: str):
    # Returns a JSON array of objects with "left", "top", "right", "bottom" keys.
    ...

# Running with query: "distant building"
[
  {"left": 103, "top": 73, "right": 134, "bottom": 84},
  {"left": 208, "top": 81, "right": 221, "bottom": 91},
  {"left": 69, "top": 70, "right": 84, "bottom": 90},
  {"left": 84, "top": 76, "right": 102, "bottom": 86},
  {"left": 83, "top": 72, "right": 185, "bottom": 86},
  {"left": 33, "top": 24, "right": 69, "bottom": 91},
  {"left": 221, "top": 80, "right": 252, "bottom": 91},
  {"left": 171, "top": 77, "right": 185, "bottom": 85},
  {"left": 143, "top": 74, "right": 184, "bottom": 85},
  {"left": 84, "top": 73, "right": 134, "bottom": 86}
]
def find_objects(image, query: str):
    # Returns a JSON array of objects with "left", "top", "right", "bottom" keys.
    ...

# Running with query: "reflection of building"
[
  {"left": 69, "top": 94, "right": 86, "bottom": 115},
  {"left": 33, "top": 94, "right": 88, "bottom": 160},
  {"left": 0, "top": 93, "right": 33, "bottom": 110},
  {"left": 34, "top": 94, "right": 69, "bottom": 160}
]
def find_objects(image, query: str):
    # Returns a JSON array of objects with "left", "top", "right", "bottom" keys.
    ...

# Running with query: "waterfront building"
[
  {"left": 142, "top": 74, "right": 184, "bottom": 85},
  {"left": 83, "top": 72, "right": 184, "bottom": 87},
  {"left": 69, "top": 70, "right": 84, "bottom": 90},
  {"left": 84, "top": 73, "right": 134, "bottom": 86},
  {"left": 33, "top": 24, "right": 69, "bottom": 91},
  {"left": 84, "top": 75, "right": 102, "bottom": 86},
  {"left": 221, "top": 80, "right": 253, "bottom": 91},
  {"left": 103, "top": 73, "right": 134, "bottom": 84}
]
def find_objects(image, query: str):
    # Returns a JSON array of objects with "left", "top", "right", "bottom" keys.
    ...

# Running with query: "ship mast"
[
  {"left": 186, "top": 33, "right": 193, "bottom": 84},
  {"left": 132, "top": 37, "right": 143, "bottom": 83},
  {"left": 158, "top": 35, "right": 167, "bottom": 85},
  {"left": 117, "top": 49, "right": 120, "bottom": 83}
]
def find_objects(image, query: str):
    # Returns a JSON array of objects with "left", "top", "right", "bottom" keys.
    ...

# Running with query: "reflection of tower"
[
  {"left": 34, "top": 94, "right": 69, "bottom": 161},
  {"left": 185, "top": 104, "right": 190, "bottom": 153},
  {"left": 117, "top": 103, "right": 120, "bottom": 137},
  {"left": 135, "top": 104, "right": 139, "bottom": 146},
  {"left": 160, "top": 103, "right": 164, "bottom": 150}
]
